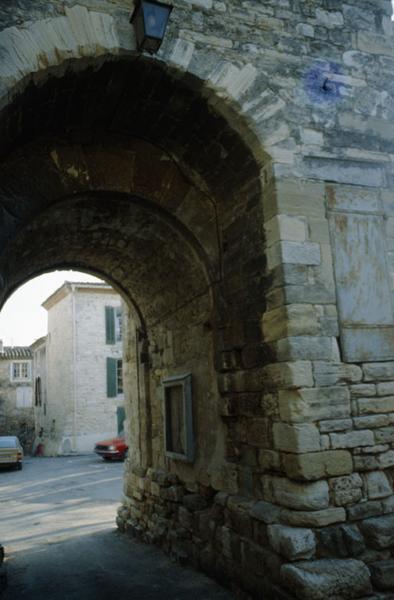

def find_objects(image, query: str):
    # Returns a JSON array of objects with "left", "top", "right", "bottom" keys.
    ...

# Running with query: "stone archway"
[
  {"left": 0, "top": 35, "right": 274, "bottom": 592},
  {"left": 3, "top": 1, "right": 394, "bottom": 598}
]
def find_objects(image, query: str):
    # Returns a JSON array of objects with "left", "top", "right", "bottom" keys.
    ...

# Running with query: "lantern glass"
[{"left": 131, "top": 0, "right": 173, "bottom": 54}]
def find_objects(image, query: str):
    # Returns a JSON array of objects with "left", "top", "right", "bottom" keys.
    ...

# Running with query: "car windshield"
[{"left": 0, "top": 437, "right": 17, "bottom": 448}]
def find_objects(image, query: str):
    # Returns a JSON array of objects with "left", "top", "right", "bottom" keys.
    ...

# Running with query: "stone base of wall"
[{"left": 117, "top": 467, "right": 394, "bottom": 599}]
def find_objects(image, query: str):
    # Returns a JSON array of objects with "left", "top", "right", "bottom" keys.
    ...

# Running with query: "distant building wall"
[
  {"left": 73, "top": 286, "right": 124, "bottom": 452},
  {"left": 32, "top": 336, "right": 47, "bottom": 452},
  {"left": 0, "top": 347, "right": 34, "bottom": 452},
  {"left": 44, "top": 290, "right": 74, "bottom": 455},
  {"left": 36, "top": 283, "right": 124, "bottom": 455}
]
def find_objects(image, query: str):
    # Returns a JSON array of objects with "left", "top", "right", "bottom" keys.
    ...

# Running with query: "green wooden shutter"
[
  {"left": 105, "top": 306, "right": 115, "bottom": 344},
  {"left": 106, "top": 357, "right": 117, "bottom": 397},
  {"left": 117, "top": 406, "right": 126, "bottom": 434},
  {"left": 115, "top": 307, "right": 122, "bottom": 341}
]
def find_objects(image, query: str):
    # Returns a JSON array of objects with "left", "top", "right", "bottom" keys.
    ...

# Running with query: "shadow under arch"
[{"left": 0, "top": 52, "right": 268, "bottom": 207}]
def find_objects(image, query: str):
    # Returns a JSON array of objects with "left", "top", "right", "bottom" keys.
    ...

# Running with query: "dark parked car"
[
  {"left": 0, "top": 436, "right": 23, "bottom": 470},
  {"left": 94, "top": 433, "right": 128, "bottom": 461}
]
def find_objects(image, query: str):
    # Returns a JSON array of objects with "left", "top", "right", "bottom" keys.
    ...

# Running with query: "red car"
[{"left": 94, "top": 433, "right": 128, "bottom": 461}]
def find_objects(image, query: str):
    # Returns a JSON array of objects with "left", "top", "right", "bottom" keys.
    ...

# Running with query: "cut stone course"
[
  {"left": 319, "top": 419, "right": 353, "bottom": 433},
  {"left": 330, "top": 474, "right": 363, "bottom": 507},
  {"left": 281, "top": 559, "right": 372, "bottom": 600},
  {"left": 361, "top": 514, "right": 394, "bottom": 549},
  {"left": 374, "top": 426, "right": 394, "bottom": 444},
  {"left": 350, "top": 384, "right": 376, "bottom": 398},
  {"left": 353, "top": 415, "right": 390, "bottom": 429},
  {"left": 364, "top": 472, "right": 392, "bottom": 500},
  {"left": 370, "top": 559, "right": 394, "bottom": 590},
  {"left": 358, "top": 396, "right": 394, "bottom": 415},
  {"left": 317, "top": 524, "right": 366, "bottom": 559},
  {"left": 280, "top": 508, "right": 346, "bottom": 528},
  {"left": 347, "top": 500, "right": 383, "bottom": 522},
  {"left": 267, "top": 241, "right": 321, "bottom": 270},
  {"left": 250, "top": 501, "right": 282, "bottom": 525},
  {"left": 377, "top": 382, "right": 394, "bottom": 396},
  {"left": 283, "top": 451, "right": 352, "bottom": 481},
  {"left": 267, "top": 525, "right": 316, "bottom": 561},
  {"left": 363, "top": 363, "right": 394, "bottom": 382},
  {"left": 273, "top": 423, "right": 321, "bottom": 453},
  {"left": 378, "top": 450, "right": 394, "bottom": 468},
  {"left": 263, "top": 476, "right": 329, "bottom": 511},
  {"left": 330, "top": 430, "right": 374, "bottom": 449},
  {"left": 313, "top": 363, "right": 362, "bottom": 387},
  {"left": 262, "top": 362, "right": 314, "bottom": 390},
  {"left": 279, "top": 387, "right": 350, "bottom": 423},
  {"left": 274, "top": 336, "right": 339, "bottom": 362},
  {"left": 262, "top": 305, "right": 320, "bottom": 342}
]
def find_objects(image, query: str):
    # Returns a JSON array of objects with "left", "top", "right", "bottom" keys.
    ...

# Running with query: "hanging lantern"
[{"left": 130, "top": 0, "right": 173, "bottom": 54}]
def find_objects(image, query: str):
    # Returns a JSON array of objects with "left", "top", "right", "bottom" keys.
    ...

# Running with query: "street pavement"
[{"left": 0, "top": 455, "right": 234, "bottom": 599}]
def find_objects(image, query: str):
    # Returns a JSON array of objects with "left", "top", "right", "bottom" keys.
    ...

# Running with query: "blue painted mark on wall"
[{"left": 304, "top": 61, "right": 344, "bottom": 104}]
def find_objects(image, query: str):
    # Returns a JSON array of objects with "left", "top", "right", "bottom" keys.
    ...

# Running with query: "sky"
[{"left": 0, "top": 270, "right": 104, "bottom": 347}]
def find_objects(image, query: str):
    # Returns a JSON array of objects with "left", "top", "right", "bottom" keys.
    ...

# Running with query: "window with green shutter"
[
  {"left": 105, "top": 306, "right": 115, "bottom": 344},
  {"left": 106, "top": 357, "right": 117, "bottom": 397}
]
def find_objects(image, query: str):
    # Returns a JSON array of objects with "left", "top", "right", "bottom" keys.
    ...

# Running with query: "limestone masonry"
[{"left": 1, "top": 0, "right": 394, "bottom": 598}]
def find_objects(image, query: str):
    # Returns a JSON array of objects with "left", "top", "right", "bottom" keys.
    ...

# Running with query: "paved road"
[{"left": 0, "top": 455, "right": 234, "bottom": 599}]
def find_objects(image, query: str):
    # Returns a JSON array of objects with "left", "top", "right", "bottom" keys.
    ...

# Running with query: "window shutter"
[
  {"left": 115, "top": 307, "right": 122, "bottom": 342},
  {"left": 106, "top": 357, "right": 117, "bottom": 398},
  {"left": 105, "top": 306, "right": 115, "bottom": 344},
  {"left": 117, "top": 406, "right": 126, "bottom": 434}
]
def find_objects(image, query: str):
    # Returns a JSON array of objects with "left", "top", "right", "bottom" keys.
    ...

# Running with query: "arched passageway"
[
  {"left": 4, "top": 2, "right": 394, "bottom": 599},
  {"left": 0, "top": 53, "right": 269, "bottom": 594}
]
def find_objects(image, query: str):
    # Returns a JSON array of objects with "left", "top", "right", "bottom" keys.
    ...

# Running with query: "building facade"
[
  {"left": 0, "top": 343, "right": 34, "bottom": 452},
  {"left": 1, "top": 1, "right": 394, "bottom": 597},
  {"left": 33, "top": 282, "right": 124, "bottom": 456}
]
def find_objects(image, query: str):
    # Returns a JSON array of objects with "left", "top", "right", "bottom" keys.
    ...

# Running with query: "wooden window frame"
[
  {"left": 163, "top": 373, "right": 194, "bottom": 463},
  {"left": 11, "top": 361, "right": 31, "bottom": 382}
]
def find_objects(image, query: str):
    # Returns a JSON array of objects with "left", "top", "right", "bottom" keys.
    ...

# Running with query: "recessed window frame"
[
  {"left": 11, "top": 361, "right": 31, "bottom": 382},
  {"left": 163, "top": 373, "right": 194, "bottom": 463}
]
